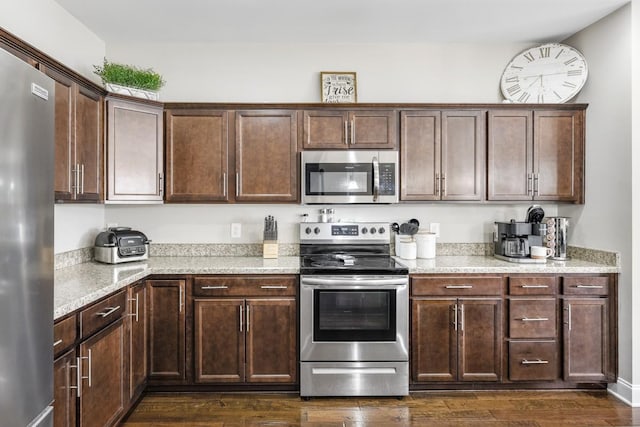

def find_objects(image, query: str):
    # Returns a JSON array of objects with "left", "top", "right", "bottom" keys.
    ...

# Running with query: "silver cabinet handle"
[
  {"left": 527, "top": 173, "right": 533, "bottom": 197},
  {"left": 344, "top": 121, "right": 349, "bottom": 145},
  {"left": 260, "top": 285, "right": 288, "bottom": 289},
  {"left": 96, "top": 306, "right": 120, "bottom": 318},
  {"left": 372, "top": 156, "right": 379, "bottom": 202},
  {"left": 239, "top": 305, "right": 244, "bottom": 332},
  {"left": 222, "top": 172, "right": 227, "bottom": 198},
  {"left": 435, "top": 172, "right": 440, "bottom": 196},
  {"left": 521, "top": 317, "right": 549, "bottom": 322},
  {"left": 521, "top": 284, "right": 549, "bottom": 288},
  {"left": 72, "top": 164, "right": 80, "bottom": 195},
  {"left": 453, "top": 303, "right": 458, "bottom": 331},
  {"left": 87, "top": 349, "right": 92, "bottom": 387},
  {"left": 246, "top": 305, "right": 250, "bottom": 332},
  {"left": 201, "top": 285, "right": 228, "bottom": 290},
  {"left": 533, "top": 173, "right": 539, "bottom": 196},
  {"left": 445, "top": 285, "right": 473, "bottom": 289},
  {"left": 158, "top": 173, "right": 164, "bottom": 197},
  {"left": 350, "top": 119, "right": 355, "bottom": 145},
  {"left": 441, "top": 173, "right": 446, "bottom": 196},
  {"left": 71, "top": 357, "right": 82, "bottom": 396},
  {"left": 128, "top": 296, "right": 139, "bottom": 322},
  {"left": 565, "top": 304, "right": 572, "bottom": 331},
  {"left": 179, "top": 286, "right": 184, "bottom": 313},
  {"left": 576, "top": 284, "right": 604, "bottom": 289},
  {"left": 53, "top": 339, "right": 63, "bottom": 347},
  {"left": 80, "top": 163, "right": 85, "bottom": 194},
  {"left": 235, "top": 173, "right": 240, "bottom": 198},
  {"left": 522, "top": 359, "right": 549, "bottom": 365},
  {"left": 76, "top": 350, "right": 92, "bottom": 395},
  {"left": 460, "top": 303, "right": 465, "bottom": 332}
]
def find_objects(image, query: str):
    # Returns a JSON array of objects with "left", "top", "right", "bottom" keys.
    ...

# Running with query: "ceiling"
[{"left": 55, "top": 0, "right": 629, "bottom": 44}]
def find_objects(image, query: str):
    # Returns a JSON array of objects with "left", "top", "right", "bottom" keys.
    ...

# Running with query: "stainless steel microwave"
[{"left": 301, "top": 150, "right": 399, "bottom": 204}]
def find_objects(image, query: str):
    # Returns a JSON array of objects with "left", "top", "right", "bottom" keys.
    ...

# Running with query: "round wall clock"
[{"left": 500, "top": 43, "right": 588, "bottom": 103}]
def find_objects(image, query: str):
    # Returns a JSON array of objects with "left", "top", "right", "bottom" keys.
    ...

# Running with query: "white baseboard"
[{"left": 608, "top": 377, "right": 640, "bottom": 406}]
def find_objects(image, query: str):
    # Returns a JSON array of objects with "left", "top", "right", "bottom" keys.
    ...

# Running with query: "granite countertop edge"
[{"left": 54, "top": 255, "right": 619, "bottom": 320}]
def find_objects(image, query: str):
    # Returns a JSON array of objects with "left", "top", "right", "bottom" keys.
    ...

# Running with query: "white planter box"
[{"left": 105, "top": 83, "right": 159, "bottom": 101}]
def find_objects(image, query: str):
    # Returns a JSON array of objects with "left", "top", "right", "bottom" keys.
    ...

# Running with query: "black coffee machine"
[{"left": 494, "top": 206, "right": 547, "bottom": 263}]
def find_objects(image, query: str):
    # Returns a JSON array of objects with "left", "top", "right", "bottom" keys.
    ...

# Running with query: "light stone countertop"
[{"left": 54, "top": 255, "right": 619, "bottom": 320}]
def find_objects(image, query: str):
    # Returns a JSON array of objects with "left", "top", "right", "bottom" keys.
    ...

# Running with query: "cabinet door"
[
  {"left": 411, "top": 299, "right": 457, "bottom": 382},
  {"left": 533, "top": 110, "right": 584, "bottom": 203},
  {"left": 165, "top": 110, "right": 229, "bottom": 202},
  {"left": 107, "top": 99, "right": 163, "bottom": 202},
  {"left": 53, "top": 349, "right": 77, "bottom": 427},
  {"left": 148, "top": 280, "right": 186, "bottom": 382},
  {"left": 78, "top": 318, "right": 126, "bottom": 427},
  {"left": 400, "top": 111, "right": 441, "bottom": 201},
  {"left": 350, "top": 110, "right": 397, "bottom": 149},
  {"left": 74, "top": 85, "right": 103, "bottom": 202},
  {"left": 235, "top": 110, "right": 298, "bottom": 202},
  {"left": 441, "top": 110, "right": 485, "bottom": 201},
  {"left": 303, "top": 110, "right": 349, "bottom": 149},
  {"left": 487, "top": 110, "right": 533, "bottom": 201},
  {"left": 43, "top": 67, "right": 75, "bottom": 202},
  {"left": 193, "top": 298, "right": 245, "bottom": 383},
  {"left": 245, "top": 298, "right": 297, "bottom": 383},
  {"left": 458, "top": 298, "right": 501, "bottom": 382},
  {"left": 563, "top": 298, "right": 609, "bottom": 382},
  {"left": 128, "top": 282, "right": 147, "bottom": 401}
]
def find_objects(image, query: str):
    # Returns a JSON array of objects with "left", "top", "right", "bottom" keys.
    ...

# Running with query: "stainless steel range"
[{"left": 299, "top": 222, "right": 409, "bottom": 398}]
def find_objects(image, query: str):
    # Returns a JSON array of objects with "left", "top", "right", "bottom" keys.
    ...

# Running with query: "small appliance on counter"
[
  {"left": 493, "top": 205, "right": 547, "bottom": 264},
  {"left": 544, "top": 216, "right": 570, "bottom": 260},
  {"left": 94, "top": 227, "right": 150, "bottom": 264}
]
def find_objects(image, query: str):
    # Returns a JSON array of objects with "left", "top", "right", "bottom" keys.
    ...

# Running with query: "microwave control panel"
[{"left": 379, "top": 164, "right": 396, "bottom": 195}]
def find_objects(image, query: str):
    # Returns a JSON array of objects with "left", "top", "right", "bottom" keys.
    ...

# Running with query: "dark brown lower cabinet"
[
  {"left": 194, "top": 297, "right": 297, "bottom": 384},
  {"left": 53, "top": 349, "right": 77, "bottom": 427},
  {"left": 148, "top": 279, "right": 186, "bottom": 383},
  {"left": 128, "top": 282, "right": 147, "bottom": 400},
  {"left": 78, "top": 318, "right": 126, "bottom": 427},
  {"left": 411, "top": 298, "right": 502, "bottom": 383}
]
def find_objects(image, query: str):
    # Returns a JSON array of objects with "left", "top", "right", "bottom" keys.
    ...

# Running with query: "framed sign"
[{"left": 320, "top": 71, "right": 357, "bottom": 103}]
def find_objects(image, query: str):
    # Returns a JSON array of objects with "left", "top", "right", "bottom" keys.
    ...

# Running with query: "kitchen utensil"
[
  {"left": 391, "top": 222, "right": 400, "bottom": 233},
  {"left": 399, "top": 222, "right": 419, "bottom": 235},
  {"left": 409, "top": 218, "right": 420, "bottom": 227},
  {"left": 264, "top": 216, "right": 278, "bottom": 241}
]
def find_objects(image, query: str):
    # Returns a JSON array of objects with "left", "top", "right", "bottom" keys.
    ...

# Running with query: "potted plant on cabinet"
[{"left": 93, "top": 58, "right": 165, "bottom": 101}]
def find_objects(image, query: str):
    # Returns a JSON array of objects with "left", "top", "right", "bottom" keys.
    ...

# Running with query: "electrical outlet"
[
  {"left": 429, "top": 222, "right": 440, "bottom": 238},
  {"left": 231, "top": 223, "right": 242, "bottom": 238}
]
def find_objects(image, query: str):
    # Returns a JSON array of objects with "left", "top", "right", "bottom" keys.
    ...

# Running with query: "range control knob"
[
  {"left": 378, "top": 227, "right": 386, "bottom": 234},
  {"left": 361, "top": 227, "right": 368, "bottom": 234},
  {"left": 370, "top": 227, "right": 377, "bottom": 234},
  {"left": 305, "top": 227, "right": 312, "bottom": 235},
  {"left": 314, "top": 227, "right": 321, "bottom": 235}
]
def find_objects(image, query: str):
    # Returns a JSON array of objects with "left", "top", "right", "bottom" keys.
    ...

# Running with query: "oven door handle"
[
  {"left": 301, "top": 277, "right": 408, "bottom": 287},
  {"left": 372, "top": 156, "right": 380, "bottom": 202}
]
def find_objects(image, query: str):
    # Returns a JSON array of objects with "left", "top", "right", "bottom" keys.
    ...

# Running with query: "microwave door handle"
[{"left": 372, "top": 156, "right": 380, "bottom": 202}]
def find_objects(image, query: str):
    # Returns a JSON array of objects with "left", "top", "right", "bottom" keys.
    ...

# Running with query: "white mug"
[{"left": 531, "top": 245, "right": 553, "bottom": 259}]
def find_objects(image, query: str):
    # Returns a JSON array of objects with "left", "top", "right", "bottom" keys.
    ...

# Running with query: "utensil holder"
[{"left": 263, "top": 240, "right": 278, "bottom": 259}]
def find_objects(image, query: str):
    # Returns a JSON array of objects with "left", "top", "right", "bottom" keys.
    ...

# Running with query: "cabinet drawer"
[
  {"left": 412, "top": 276, "right": 502, "bottom": 296},
  {"left": 53, "top": 314, "right": 77, "bottom": 357},
  {"left": 509, "top": 341, "right": 559, "bottom": 381},
  {"left": 193, "top": 276, "right": 297, "bottom": 297},
  {"left": 79, "top": 290, "right": 127, "bottom": 340},
  {"left": 508, "top": 277, "right": 557, "bottom": 295},
  {"left": 509, "top": 299, "right": 557, "bottom": 338},
  {"left": 563, "top": 276, "right": 609, "bottom": 296}
]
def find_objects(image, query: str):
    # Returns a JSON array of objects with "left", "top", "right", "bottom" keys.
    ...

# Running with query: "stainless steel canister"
[{"left": 544, "top": 217, "right": 570, "bottom": 260}]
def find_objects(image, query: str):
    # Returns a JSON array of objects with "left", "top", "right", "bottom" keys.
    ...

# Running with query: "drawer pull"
[
  {"left": 576, "top": 284, "right": 603, "bottom": 289},
  {"left": 521, "top": 359, "right": 549, "bottom": 365},
  {"left": 521, "top": 285, "right": 549, "bottom": 288},
  {"left": 260, "top": 285, "right": 288, "bottom": 289},
  {"left": 53, "top": 339, "right": 63, "bottom": 347},
  {"left": 201, "top": 285, "right": 229, "bottom": 290},
  {"left": 96, "top": 306, "right": 120, "bottom": 318},
  {"left": 445, "top": 285, "right": 473, "bottom": 289},
  {"left": 521, "top": 317, "right": 549, "bottom": 322}
]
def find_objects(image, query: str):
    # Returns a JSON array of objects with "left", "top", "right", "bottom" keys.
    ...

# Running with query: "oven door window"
[
  {"left": 305, "top": 162, "right": 373, "bottom": 196},
  {"left": 313, "top": 289, "right": 396, "bottom": 342}
]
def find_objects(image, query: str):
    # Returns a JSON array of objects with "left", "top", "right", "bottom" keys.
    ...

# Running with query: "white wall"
[
  {"left": 561, "top": 4, "right": 634, "bottom": 402},
  {"left": 0, "top": 0, "right": 105, "bottom": 81},
  {"left": 54, "top": 205, "right": 106, "bottom": 253}
]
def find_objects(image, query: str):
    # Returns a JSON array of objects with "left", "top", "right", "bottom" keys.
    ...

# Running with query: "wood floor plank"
[{"left": 121, "top": 391, "right": 640, "bottom": 427}]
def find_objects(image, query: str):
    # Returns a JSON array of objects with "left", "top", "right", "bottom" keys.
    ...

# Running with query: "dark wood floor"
[{"left": 121, "top": 390, "right": 640, "bottom": 426}]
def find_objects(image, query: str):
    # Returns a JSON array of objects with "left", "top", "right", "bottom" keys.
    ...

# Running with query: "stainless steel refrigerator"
[{"left": 0, "top": 48, "right": 55, "bottom": 426}]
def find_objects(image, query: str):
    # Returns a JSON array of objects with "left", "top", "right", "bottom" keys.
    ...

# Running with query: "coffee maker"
[{"left": 494, "top": 206, "right": 547, "bottom": 263}]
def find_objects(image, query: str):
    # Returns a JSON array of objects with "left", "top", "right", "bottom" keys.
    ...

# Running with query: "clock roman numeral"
[
  {"left": 539, "top": 47, "right": 550, "bottom": 58},
  {"left": 510, "top": 65, "right": 524, "bottom": 70},
  {"left": 563, "top": 81, "right": 577, "bottom": 88},
  {"left": 518, "top": 92, "right": 531, "bottom": 103},
  {"left": 537, "top": 94, "right": 545, "bottom": 103},
  {"left": 505, "top": 76, "right": 519, "bottom": 83},
  {"left": 553, "top": 90, "right": 562, "bottom": 99},
  {"left": 567, "top": 69, "right": 583, "bottom": 76},
  {"left": 555, "top": 48, "right": 565, "bottom": 59},
  {"left": 564, "top": 57, "right": 578, "bottom": 65},
  {"left": 524, "top": 52, "right": 535, "bottom": 62},
  {"left": 507, "top": 84, "right": 521, "bottom": 95}
]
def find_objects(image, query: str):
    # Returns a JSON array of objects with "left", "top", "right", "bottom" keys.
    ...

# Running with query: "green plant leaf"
[{"left": 93, "top": 58, "right": 165, "bottom": 91}]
